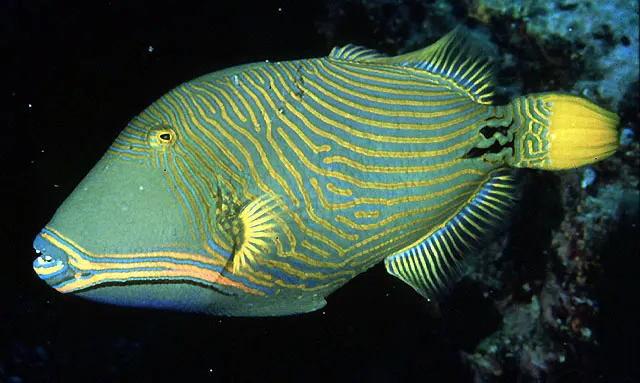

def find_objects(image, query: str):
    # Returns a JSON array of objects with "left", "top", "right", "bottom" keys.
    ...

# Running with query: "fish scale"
[{"left": 32, "top": 27, "right": 619, "bottom": 316}]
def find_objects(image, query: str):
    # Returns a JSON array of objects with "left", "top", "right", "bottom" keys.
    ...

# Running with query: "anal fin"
[{"left": 384, "top": 169, "right": 518, "bottom": 300}]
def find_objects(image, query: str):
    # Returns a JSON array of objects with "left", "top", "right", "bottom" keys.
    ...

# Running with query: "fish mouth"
[{"left": 32, "top": 230, "right": 76, "bottom": 288}]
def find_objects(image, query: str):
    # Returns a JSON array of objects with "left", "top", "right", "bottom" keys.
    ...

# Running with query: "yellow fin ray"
[
  {"left": 231, "top": 194, "right": 282, "bottom": 273},
  {"left": 367, "top": 26, "right": 497, "bottom": 104},
  {"left": 384, "top": 169, "right": 518, "bottom": 300}
]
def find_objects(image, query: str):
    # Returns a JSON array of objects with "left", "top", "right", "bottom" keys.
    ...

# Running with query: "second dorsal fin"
[{"left": 369, "top": 27, "right": 497, "bottom": 104}]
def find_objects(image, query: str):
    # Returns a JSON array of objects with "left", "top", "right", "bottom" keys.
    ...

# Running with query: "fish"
[{"left": 32, "top": 27, "right": 619, "bottom": 316}]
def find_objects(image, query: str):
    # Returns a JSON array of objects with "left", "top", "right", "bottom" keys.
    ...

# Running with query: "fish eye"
[{"left": 148, "top": 125, "right": 177, "bottom": 150}]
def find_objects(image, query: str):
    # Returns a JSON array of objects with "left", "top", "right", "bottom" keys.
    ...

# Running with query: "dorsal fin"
[
  {"left": 329, "top": 44, "right": 387, "bottom": 61},
  {"left": 368, "top": 26, "right": 497, "bottom": 104},
  {"left": 384, "top": 169, "right": 518, "bottom": 300}
]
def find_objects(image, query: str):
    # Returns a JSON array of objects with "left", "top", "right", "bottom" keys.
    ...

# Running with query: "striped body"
[{"left": 33, "top": 29, "right": 620, "bottom": 316}]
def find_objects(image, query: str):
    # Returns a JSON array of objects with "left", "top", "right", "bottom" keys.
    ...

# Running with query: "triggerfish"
[{"left": 33, "top": 27, "right": 619, "bottom": 316}]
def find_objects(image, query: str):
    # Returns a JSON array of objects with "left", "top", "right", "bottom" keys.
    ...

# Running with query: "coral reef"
[
  {"left": 464, "top": 0, "right": 638, "bottom": 108},
  {"left": 463, "top": 166, "right": 638, "bottom": 381}
]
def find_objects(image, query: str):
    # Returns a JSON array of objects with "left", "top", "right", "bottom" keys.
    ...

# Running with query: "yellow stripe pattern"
[{"left": 92, "top": 52, "right": 502, "bottom": 297}]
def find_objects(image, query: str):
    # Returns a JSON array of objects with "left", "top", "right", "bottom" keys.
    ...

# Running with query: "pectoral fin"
[{"left": 216, "top": 192, "right": 282, "bottom": 273}]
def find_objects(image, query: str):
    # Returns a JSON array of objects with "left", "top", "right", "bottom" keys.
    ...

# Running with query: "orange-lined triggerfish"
[{"left": 33, "top": 27, "right": 619, "bottom": 316}]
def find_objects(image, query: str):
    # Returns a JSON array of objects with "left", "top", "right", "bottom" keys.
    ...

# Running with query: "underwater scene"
[{"left": 3, "top": 0, "right": 639, "bottom": 382}]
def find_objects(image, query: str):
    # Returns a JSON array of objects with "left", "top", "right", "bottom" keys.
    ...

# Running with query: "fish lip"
[
  {"left": 33, "top": 239, "right": 53, "bottom": 263},
  {"left": 33, "top": 253, "right": 51, "bottom": 266},
  {"left": 32, "top": 231, "right": 74, "bottom": 285},
  {"left": 33, "top": 236, "right": 48, "bottom": 254}
]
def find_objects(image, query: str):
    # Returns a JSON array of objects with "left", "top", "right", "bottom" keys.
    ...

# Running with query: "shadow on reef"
[
  {"left": 438, "top": 172, "right": 567, "bottom": 381},
  {"left": 503, "top": 172, "right": 565, "bottom": 300},
  {"left": 596, "top": 193, "right": 640, "bottom": 381}
]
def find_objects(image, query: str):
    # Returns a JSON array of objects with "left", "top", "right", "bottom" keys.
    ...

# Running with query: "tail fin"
[{"left": 507, "top": 93, "right": 619, "bottom": 170}]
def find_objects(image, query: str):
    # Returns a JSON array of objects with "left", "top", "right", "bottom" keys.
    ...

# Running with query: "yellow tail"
[{"left": 508, "top": 93, "right": 620, "bottom": 170}]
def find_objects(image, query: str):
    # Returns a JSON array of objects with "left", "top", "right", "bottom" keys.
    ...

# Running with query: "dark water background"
[{"left": 3, "top": 1, "right": 638, "bottom": 382}]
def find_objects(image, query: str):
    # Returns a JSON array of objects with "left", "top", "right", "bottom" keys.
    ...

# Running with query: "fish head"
[{"left": 31, "top": 109, "right": 228, "bottom": 311}]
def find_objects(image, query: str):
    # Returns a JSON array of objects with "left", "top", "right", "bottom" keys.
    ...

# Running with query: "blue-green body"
[{"left": 33, "top": 28, "right": 620, "bottom": 316}]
